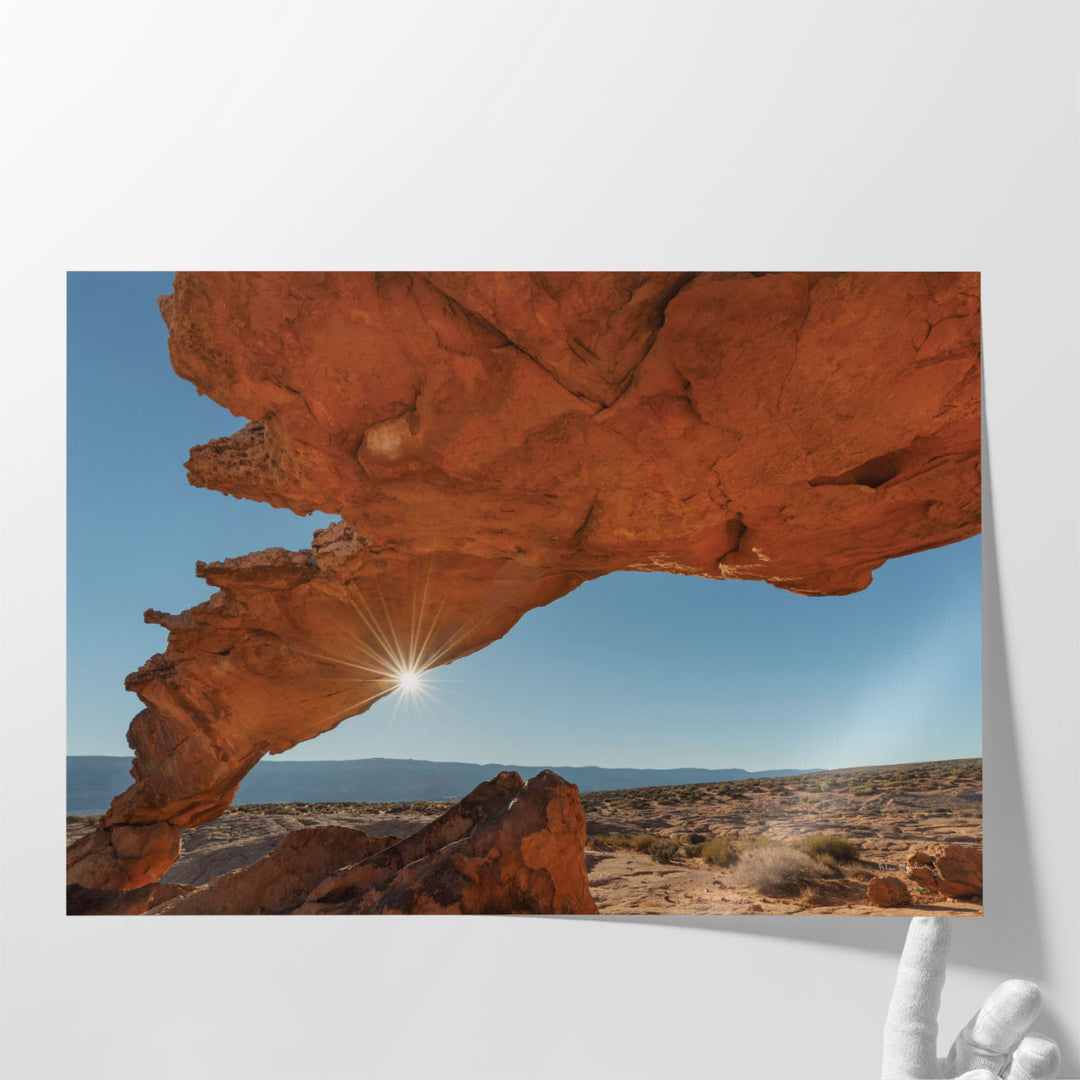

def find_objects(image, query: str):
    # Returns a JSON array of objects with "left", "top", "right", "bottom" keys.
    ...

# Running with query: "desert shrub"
[
  {"left": 683, "top": 842, "right": 705, "bottom": 859},
  {"left": 736, "top": 834, "right": 777, "bottom": 851},
  {"left": 793, "top": 833, "right": 861, "bottom": 864},
  {"left": 585, "top": 833, "right": 635, "bottom": 851},
  {"left": 685, "top": 832, "right": 708, "bottom": 845},
  {"left": 589, "top": 833, "right": 679, "bottom": 863},
  {"left": 729, "top": 846, "right": 825, "bottom": 895},
  {"left": 621, "top": 834, "right": 677, "bottom": 862},
  {"left": 700, "top": 836, "right": 737, "bottom": 866},
  {"left": 646, "top": 839, "right": 680, "bottom": 863}
]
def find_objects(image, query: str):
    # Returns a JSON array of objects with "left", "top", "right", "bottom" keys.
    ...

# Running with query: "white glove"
[{"left": 882, "top": 917, "right": 1060, "bottom": 1079}]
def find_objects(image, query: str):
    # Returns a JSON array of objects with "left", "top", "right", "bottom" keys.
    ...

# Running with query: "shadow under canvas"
[{"left": 579, "top": 377, "right": 1044, "bottom": 977}]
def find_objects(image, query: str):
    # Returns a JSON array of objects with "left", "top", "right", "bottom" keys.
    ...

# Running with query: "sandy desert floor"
[
  {"left": 578, "top": 758, "right": 982, "bottom": 915},
  {"left": 67, "top": 758, "right": 981, "bottom": 915}
]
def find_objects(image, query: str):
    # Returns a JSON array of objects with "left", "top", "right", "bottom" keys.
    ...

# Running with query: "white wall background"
[{"left": 1, "top": 3, "right": 1076, "bottom": 1078}]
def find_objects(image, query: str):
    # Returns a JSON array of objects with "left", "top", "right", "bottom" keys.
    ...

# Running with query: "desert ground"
[{"left": 67, "top": 758, "right": 981, "bottom": 915}]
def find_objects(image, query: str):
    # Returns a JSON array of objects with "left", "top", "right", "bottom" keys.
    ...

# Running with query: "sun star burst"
[{"left": 395, "top": 668, "right": 425, "bottom": 694}]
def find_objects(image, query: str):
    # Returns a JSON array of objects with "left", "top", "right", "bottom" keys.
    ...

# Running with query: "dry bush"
[
  {"left": 700, "top": 836, "right": 737, "bottom": 867},
  {"left": 585, "top": 833, "right": 635, "bottom": 851},
  {"left": 793, "top": 833, "right": 861, "bottom": 864},
  {"left": 588, "top": 833, "right": 679, "bottom": 863},
  {"left": 735, "top": 834, "right": 777, "bottom": 851},
  {"left": 646, "top": 839, "right": 680, "bottom": 863},
  {"left": 729, "top": 845, "right": 825, "bottom": 895}
]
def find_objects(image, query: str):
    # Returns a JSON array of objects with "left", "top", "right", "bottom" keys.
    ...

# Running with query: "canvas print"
[{"left": 67, "top": 271, "right": 982, "bottom": 916}]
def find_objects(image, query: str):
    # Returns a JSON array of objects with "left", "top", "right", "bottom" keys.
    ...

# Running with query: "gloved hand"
[{"left": 882, "top": 917, "right": 1060, "bottom": 1079}]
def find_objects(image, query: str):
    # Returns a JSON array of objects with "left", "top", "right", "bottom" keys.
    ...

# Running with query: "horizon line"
[{"left": 67, "top": 752, "right": 982, "bottom": 773}]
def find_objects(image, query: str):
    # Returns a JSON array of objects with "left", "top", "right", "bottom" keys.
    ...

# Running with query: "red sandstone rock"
[
  {"left": 67, "top": 821, "right": 181, "bottom": 890},
  {"left": 67, "top": 881, "right": 195, "bottom": 915},
  {"left": 297, "top": 771, "right": 598, "bottom": 915},
  {"left": 68, "top": 272, "right": 981, "bottom": 890},
  {"left": 906, "top": 843, "right": 983, "bottom": 899},
  {"left": 866, "top": 875, "right": 912, "bottom": 908},
  {"left": 151, "top": 825, "right": 396, "bottom": 915}
]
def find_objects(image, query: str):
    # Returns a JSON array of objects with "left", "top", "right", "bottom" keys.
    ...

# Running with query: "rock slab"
[
  {"left": 298, "top": 770, "right": 598, "bottom": 915},
  {"left": 151, "top": 825, "right": 397, "bottom": 915},
  {"left": 67, "top": 881, "right": 195, "bottom": 916},
  {"left": 906, "top": 843, "right": 983, "bottom": 899}
]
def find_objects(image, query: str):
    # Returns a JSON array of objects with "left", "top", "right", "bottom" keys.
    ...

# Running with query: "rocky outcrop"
[
  {"left": 69, "top": 272, "right": 981, "bottom": 891},
  {"left": 866, "top": 875, "right": 912, "bottom": 908},
  {"left": 906, "top": 843, "right": 983, "bottom": 899},
  {"left": 150, "top": 825, "right": 397, "bottom": 915},
  {"left": 84, "top": 771, "right": 596, "bottom": 916},
  {"left": 67, "top": 880, "right": 195, "bottom": 915},
  {"left": 67, "top": 820, "right": 181, "bottom": 890},
  {"left": 297, "top": 770, "right": 598, "bottom": 915}
]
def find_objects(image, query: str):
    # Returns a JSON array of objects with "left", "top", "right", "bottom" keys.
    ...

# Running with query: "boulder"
[
  {"left": 67, "top": 821, "right": 181, "bottom": 891},
  {"left": 906, "top": 843, "right": 982, "bottom": 899},
  {"left": 298, "top": 771, "right": 598, "bottom": 915},
  {"left": 866, "top": 875, "right": 912, "bottom": 908}
]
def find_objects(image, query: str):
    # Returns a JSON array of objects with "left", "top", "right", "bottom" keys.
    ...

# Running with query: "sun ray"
[
  {"left": 344, "top": 590, "right": 402, "bottom": 669},
  {"left": 289, "top": 647, "right": 392, "bottom": 677},
  {"left": 407, "top": 562, "right": 433, "bottom": 676},
  {"left": 304, "top": 683, "right": 398, "bottom": 734},
  {"left": 271, "top": 557, "right": 518, "bottom": 754}
]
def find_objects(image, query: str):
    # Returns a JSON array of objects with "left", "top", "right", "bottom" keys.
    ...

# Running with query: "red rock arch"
[{"left": 67, "top": 271, "right": 980, "bottom": 890}]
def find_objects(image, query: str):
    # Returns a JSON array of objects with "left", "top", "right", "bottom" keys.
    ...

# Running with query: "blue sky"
[{"left": 67, "top": 272, "right": 981, "bottom": 772}]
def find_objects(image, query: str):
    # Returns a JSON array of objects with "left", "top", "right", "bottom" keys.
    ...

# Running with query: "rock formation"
[
  {"left": 68, "top": 820, "right": 183, "bottom": 891},
  {"left": 67, "top": 880, "right": 195, "bottom": 916},
  {"left": 75, "top": 772, "right": 597, "bottom": 916},
  {"left": 906, "top": 843, "right": 983, "bottom": 899},
  {"left": 298, "top": 770, "right": 596, "bottom": 915},
  {"left": 866, "top": 875, "right": 912, "bottom": 908},
  {"left": 149, "top": 825, "right": 397, "bottom": 915},
  {"left": 67, "top": 272, "right": 981, "bottom": 892}
]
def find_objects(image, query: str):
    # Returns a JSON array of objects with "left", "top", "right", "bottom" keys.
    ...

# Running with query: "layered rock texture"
[
  {"left": 67, "top": 880, "right": 195, "bottom": 916},
  {"left": 150, "top": 825, "right": 397, "bottom": 915},
  {"left": 67, "top": 272, "right": 981, "bottom": 894},
  {"left": 906, "top": 842, "right": 983, "bottom": 900},
  {"left": 296, "top": 770, "right": 597, "bottom": 915}
]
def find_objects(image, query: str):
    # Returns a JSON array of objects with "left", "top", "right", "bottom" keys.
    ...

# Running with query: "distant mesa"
[
  {"left": 69, "top": 272, "right": 980, "bottom": 891},
  {"left": 66, "top": 755, "right": 822, "bottom": 815}
]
